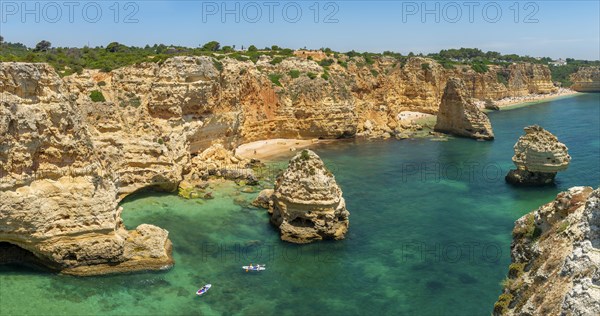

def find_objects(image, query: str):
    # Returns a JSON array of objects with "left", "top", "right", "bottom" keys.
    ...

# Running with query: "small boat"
[
  {"left": 196, "top": 284, "right": 212, "bottom": 296},
  {"left": 242, "top": 264, "right": 266, "bottom": 272}
]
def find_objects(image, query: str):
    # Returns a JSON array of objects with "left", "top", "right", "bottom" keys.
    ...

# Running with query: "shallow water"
[{"left": 1, "top": 93, "right": 599, "bottom": 315}]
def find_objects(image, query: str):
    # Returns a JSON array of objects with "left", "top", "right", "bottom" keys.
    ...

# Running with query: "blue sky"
[{"left": 1, "top": 0, "right": 599, "bottom": 59}]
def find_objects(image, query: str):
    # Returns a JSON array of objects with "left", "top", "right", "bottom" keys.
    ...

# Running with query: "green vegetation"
[
  {"left": 556, "top": 220, "right": 570, "bottom": 233},
  {"left": 319, "top": 58, "right": 334, "bottom": 67},
  {"left": 89, "top": 90, "right": 105, "bottom": 102},
  {"left": 508, "top": 263, "right": 525, "bottom": 278},
  {"left": 421, "top": 63, "right": 431, "bottom": 71},
  {"left": 321, "top": 70, "right": 330, "bottom": 81},
  {"left": 268, "top": 73, "right": 283, "bottom": 87},
  {"left": 307, "top": 72, "right": 317, "bottom": 80},
  {"left": 471, "top": 62, "right": 489, "bottom": 73},
  {"left": 496, "top": 72, "right": 509, "bottom": 86},
  {"left": 513, "top": 213, "right": 542, "bottom": 240},
  {"left": 371, "top": 69, "right": 379, "bottom": 77},
  {"left": 1, "top": 39, "right": 598, "bottom": 87},
  {"left": 288, "top": 69, "right": 301, "bottom": 79},
  {"left": 212, "top": 60, "right": 223, "bottom": 72},
  {"left": 270, "top": 57, "right": 283, "bottom": 65},
  {"left": 300, "top": 150, "right": 311, "bottom": 161},
  {"left": 494, "top": 293, "right": 514, "bottom": 314}
]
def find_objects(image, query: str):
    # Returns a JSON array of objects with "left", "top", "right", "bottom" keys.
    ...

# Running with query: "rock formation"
[
  {"left": 0, "top": 63, "right": 172, "bottom": 275},
  {"left": 505, "top": 125, "right": 571, "bottom": 186},
  {"left": 493, "top": 187, "right": 599, "bottom": 316},
  {"left": 0, "top": 56, "right": 559, "bottom": 274},
  {"left": 269, "top": 150, "right": 349, "bottom": 243},
  {"left": 434, "top": 78, "right": 495, "bottom": 140},
  {"left": 570, "top": 66, "right": 600, "bottom": 92}
]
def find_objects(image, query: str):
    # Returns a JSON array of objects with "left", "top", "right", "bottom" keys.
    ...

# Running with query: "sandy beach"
[
  {"left": 235, "top": 138, "right": 321, "bottom": 161},
  {"left": 487, "top": 88, "right": 579, "bottom": 109}
]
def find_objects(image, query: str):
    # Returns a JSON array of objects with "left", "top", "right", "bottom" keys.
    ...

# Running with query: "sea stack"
[
  {"left": 434, "top": 77, "right": 495, "bottom": 140},
  {"left": 506, "top": 125, "right": 571, "bottom": 186},
  {"left": 269, "top": 150, "right": 349, "bottom": 243}
]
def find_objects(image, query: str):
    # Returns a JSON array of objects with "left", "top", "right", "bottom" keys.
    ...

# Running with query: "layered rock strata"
[
  {"left": 269, "top": 150, "right": 349, "bottom": 243},
  {"left": 0, "top": 56, "right": 560, "bottom": 273},
  {"left": 494, "top": 187, "right": 599, "bottom": 316},
  {"left": 505, "top": 125, "right": 571, "bottom": 186},
  {"left": 570, "top": 66, "right": 600, "bottom": 92},
  {"left": 434, "top": 78, "right": 494, "bottom": 140},
  {"left": 0, "top": 63, "right": 173, "bottom": 275}
]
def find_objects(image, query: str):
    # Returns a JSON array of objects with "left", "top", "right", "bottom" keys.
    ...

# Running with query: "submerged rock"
[
  {"left": 505, "top": 125, "right": 571, "bottom": 186},
  {"left": 269, "top": 150, "right": 349, "bottom": 243},
  {"left": 434, "top": 78, "right": 494, "bottom": 140},
  {"left": 252, "top": 189, "right": 274, "bottom": 209}
]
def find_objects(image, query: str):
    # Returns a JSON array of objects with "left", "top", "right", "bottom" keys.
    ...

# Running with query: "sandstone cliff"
[
  {"left": 0, "top": 63, "right": 173, "bottom": 275},
  {"left": 570, "top": 66, "right": 600, "bottom": 92},
  {"left": 506, "top": 125, "right": 571, "bottom": 186},
  {"left": 434, "top": 78, "right": 494, "bottom": 140},
  {"left": 269, "top": 150, "right": 349, "bottom": 243},
  {"left": 0, "top": 56, "right": 558, "bottom": 274},
  {"left": 494, "top": 187, "right": 599, "bottom": 316}
]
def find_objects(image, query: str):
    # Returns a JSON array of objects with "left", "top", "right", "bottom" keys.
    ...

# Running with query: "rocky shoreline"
[
  {"left": 0, "top": 56, "right": 589, "bottom": 275},
  {"left": 494, "top": 187, "right": 600, "bottom": 315}
]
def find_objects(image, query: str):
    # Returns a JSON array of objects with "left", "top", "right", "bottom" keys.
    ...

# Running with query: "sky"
[{"left": 1, "top": 0, "right": 599, "bottom": 60}]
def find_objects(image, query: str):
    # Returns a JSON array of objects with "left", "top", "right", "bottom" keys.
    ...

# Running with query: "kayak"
[
  {"left": 242, "top": 265, "right": 266, "bottom": 271},
  {"left": 196, "top": 284, "right": 212, "bottom": 296}
]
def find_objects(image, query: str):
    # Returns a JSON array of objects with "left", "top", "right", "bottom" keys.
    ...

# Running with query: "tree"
[
  {"left": 271, "top": 45, "right": 280, "bottom": 51},
  {"left": 222, "top": 46, "right": 233, "bottom": 53},
  {"left": 247, "top": 45, "right": 257, "bottom": 52},
  {"left": 34, "top": 40, "right": 51, "bottom": 52},
  {"left": 201, "top": 41, "right": 220, "bottom": 51},
  {"left": 106, "top": 42, "right": 123, "bottom": 53},
  {"left": 0, "top": 36, "right": 4, "bottom": 44}
]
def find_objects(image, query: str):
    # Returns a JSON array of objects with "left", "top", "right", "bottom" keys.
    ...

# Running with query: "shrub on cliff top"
[
  {"left": 471, "top": 62, "right": 489, "bottom": 73},
  {"left": 300, "top": 150, "right": 311, "bottom": 161},
  {"left": 288, "top": 69, "right": 300, "bottom": 79},
  {"left": 89, "top": 90, "right": 106, "bottom": 102},
  {"left": 268, "top": 73, "right": 283, "bottom": 87},
  {"left": 421, "top": 63, "right": 431, "bottom": 71}
]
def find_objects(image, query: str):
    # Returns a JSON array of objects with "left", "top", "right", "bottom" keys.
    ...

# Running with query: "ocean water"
[{"left": 1, "top": 93, "right": 599, "bottom": 315}]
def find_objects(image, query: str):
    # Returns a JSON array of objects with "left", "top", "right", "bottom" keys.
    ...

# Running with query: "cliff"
[
  {"left": 269, "top": 150, "right": 349, "bottom": 243},
  {"left": 494, "top": 187, "right": 599, "bottom": 316},
  {"left": 434, "top": 77, "right": 494, "bottom": 140},
  {"left": 0, "top": 63, "right": 173, "bottom": 275},
  {"left": 570, "top": 67, "right": 600, "bottom": 92},
  {"left": 0, "top": 57, "right": 557, "bottom": 274}
]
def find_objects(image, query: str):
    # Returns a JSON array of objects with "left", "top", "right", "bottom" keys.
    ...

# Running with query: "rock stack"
[
  {"left": 505, "top": 125, "right": 571, "bottom": 186},
  {"left": 434, "top": 78, "right": 495, "bottom": 140},
  {"left": 269, "top": 150, "right": 349, "bottom": 243}
]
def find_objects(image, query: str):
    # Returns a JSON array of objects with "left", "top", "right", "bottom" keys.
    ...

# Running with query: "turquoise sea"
[{"left": 1, "top": 93, "right": 599, "bottom": 315}]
